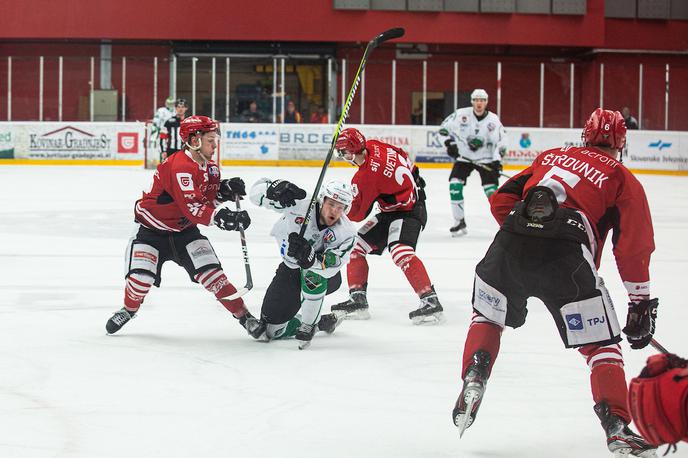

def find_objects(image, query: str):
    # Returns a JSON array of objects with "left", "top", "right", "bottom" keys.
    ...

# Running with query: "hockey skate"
[
  {"left": 409, "top": 287, "right": 445, "bottom": 325},
  {"left": 453, "top": 350, "right": 490, "bottom": 437},
  {"left": 330, "top": 287, "right": 370, "bottom": 320},
  {"left": 238, "top": 312, "right": 267, "bottom": 339},
  {"left": 295, "top": 323, "right": 316, "bottom": 350},
  {"left": 450, "top": 219, "right": 467, "bottom": 237},
  {"left": 316, "top": 312, "right": 343, "bottom": 334},
  {"left": 106, "top": 308, "right": 136, "bottom": 335},
  {"left": 594, "top": 401, "right": 658, "bottom": 458}
]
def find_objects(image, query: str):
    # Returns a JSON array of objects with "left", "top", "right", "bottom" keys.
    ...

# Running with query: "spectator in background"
[
  {"left": 309, "top": 105, "right": 329, "bottom": 124},
  {"left": 240, "top": 100, "right": 265, "bottom": 123},
  {"left": 622, "top": 107, "right": 639, "bottom": 130},
  {"left": 282, "top": 100, "right": 302, "bottom": 123}
]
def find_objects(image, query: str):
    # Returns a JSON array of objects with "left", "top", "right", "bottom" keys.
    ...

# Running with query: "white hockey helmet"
[
  {"left": 318, "top": 180, "right": 354, "bottom": 213},
  {"left": 471, "top": 89, "right": 488, "bottom": 101}
]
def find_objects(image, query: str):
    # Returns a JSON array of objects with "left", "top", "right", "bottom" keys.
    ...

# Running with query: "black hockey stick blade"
[{"left": 372, "top": 27, "right": 405, "bottom": 47}]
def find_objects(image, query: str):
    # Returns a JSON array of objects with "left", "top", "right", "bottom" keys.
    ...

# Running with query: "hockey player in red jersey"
[
  {"left": 452, "top": 109, "right": 659, "bottom": 457},
  {"left": 105, "top": 115, "right": 263, "bottom": 337},
  {"left": 330, "top": 128, "right": 445, "bottom": 324}
]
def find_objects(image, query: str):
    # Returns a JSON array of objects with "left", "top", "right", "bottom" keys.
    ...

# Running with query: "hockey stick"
[
  {"left": 441, "top": 130, "right": 511, "bottom": 179},
  {"left": 650, "top": 338, "right": 670, "bottom": 354},
  {"left": 298, "top": 27, "right": 405, "bottom": 237},
  {"left": 221, "top": 195, "right": 253, "bottom": 301}
]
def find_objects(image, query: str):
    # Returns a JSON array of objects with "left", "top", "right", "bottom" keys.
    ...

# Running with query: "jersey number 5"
[{"left": 537, "top": 166, "right": 581, "bottom": 202}]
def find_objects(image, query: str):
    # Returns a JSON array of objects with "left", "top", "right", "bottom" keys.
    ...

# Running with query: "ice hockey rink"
[{"left": 0, "top": 164, "right": 686, "bottom": 458}]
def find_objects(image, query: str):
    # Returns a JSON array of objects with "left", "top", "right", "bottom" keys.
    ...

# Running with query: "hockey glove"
[
  {"left": 287, "top": 232, "right": 316, "bottom": 269},
  {"left": 622, "top": 298, "right": 659, "bottom": 350},
  {"left": 266, "top": 180, "right": 307, "bottom": 208},
  {"left": 214, "top": 208, "right": 251, "bottom": 231},
  {"left": 444, "top": 139, "right": 459, "bottom": 159},
  {"left": 217, "top": 177, "right": 246, "bottom": 202}
]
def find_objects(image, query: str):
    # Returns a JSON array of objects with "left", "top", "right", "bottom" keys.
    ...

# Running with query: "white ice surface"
[{"left": 0, "top": 165, "right": 686, "bottom": 458}]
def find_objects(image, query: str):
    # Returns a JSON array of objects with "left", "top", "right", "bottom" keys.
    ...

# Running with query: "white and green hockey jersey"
[
  {"left": 249, "top": 178, "right": 357, "bottom": 278},
  {"left": 440, "top": 107, "right": 507, "bottom": 164}
]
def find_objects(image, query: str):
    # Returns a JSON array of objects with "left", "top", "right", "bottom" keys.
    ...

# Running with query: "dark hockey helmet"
[
  {"left": 336, "top": 128, "right": 366, "bottom": 157},
  {"left": 179, "top": 115, "right": 220, "bottom": 144},
  {"left": 582, "top": 108, "right": 627, "bottom": 151}
]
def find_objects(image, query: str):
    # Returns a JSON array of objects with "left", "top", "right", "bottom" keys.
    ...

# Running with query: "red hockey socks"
[
  {"left": 195, "top": 268, "right": 247, "bottom": 318},
  {"left": 390, "top": 244, "right": 432, "bottom": 295},
  {"left": 347, "top": 246, "right": 370, "bottom": 290},
  {"left": 580, "top": 343, "right": 630, "bottom": 421},
  {"left": 461, "top": 320, "right": 503, "bottom": 378},
  {"left": 123, "top": 273, "right": 154, "bottom": 313}
]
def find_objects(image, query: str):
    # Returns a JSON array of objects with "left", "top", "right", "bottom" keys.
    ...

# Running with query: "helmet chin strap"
[{"left": 186, "top": 136, "right": 201, "bottom": 152}]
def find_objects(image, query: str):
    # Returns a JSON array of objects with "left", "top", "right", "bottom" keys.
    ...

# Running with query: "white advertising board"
[{"left": 0, "top": 122, "right": 145, "bottom": 161}]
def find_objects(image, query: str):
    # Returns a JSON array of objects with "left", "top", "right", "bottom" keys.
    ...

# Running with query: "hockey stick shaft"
[
  {"left": 298, "top": 27, "right": 405, "bottom": 237},
  {"left": 650, "top": 338, "right": 670, "bottom": 354},
  {"left": 222, "top": 196, "right": 253, "bottom": 301},
  {"left": 456, "top": 153, "right": 511, "bottom": 179}
]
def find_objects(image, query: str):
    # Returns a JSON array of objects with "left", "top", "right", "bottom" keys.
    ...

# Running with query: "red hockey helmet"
[
  {"left": 335, "top": 128, "right": 366, "bottom": 156},
  {"left": 582, "top": 108, "right": 627, "bottom": 151},
  {"left": 179, "top": 115, "right": 220, "bottom": 144}
]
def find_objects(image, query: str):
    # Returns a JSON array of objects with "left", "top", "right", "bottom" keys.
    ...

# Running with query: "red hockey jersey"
[
  {"left": 490, "top": 145, "right": 655, "bottom": 300},
  {"left": 135, "top": 150, "right": 221, "bottom": 232},
  {"left": 347, "top": 140, "right": 418, "bottom": 222}
]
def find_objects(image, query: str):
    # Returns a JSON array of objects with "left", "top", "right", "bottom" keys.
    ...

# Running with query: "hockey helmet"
[
  {"left": 318, "top": 180, "right": 354, "bottom": 213},
  {"left": 175, "top": 98, "right": 188, "bottom": 108},
  {"left": 582, "top": 108, "right": 627, "bottom": 151},
  {"left": 179, "top": 115, "right": 220, "bottom": 144},
  {"left": 165, "top": 96, "right": 175, "bottom": 110},
  {"left": 471, "top": 89, "right": 488, "bottom": 101},
  {"left": 335, "top": 128, "right": 366, "bottom": 160}
]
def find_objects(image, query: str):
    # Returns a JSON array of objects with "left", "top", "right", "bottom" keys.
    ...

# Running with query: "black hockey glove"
[
  {"left": 488, "top": 160, "right": 503, "bottom": 174},
  {"left": 214, "top": 208, "right": 251, "bottom": 231},
  {"left": 444, "top": 139, "right": 459, "bottom": 159},
  {"left": 266, "top": 180, "right": 307, "bottom": 208},
  {"left": 217, "top": 177, "right": 246, "bottom": 202},
  {"left": 622, "top": 298, "right": 658, "bottom": 350},
  {"left": 287, "top": 232, "right": 316, "bottom": 269}
]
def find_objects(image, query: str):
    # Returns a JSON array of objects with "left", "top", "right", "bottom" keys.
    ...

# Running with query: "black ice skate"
[
  {"left": 453, "top": 350, "right": 491, "bottom": 438},
  {"left": 594, "top": 401, "right": 658, "bottom": 458},
  {"left": 409, "top": 287, "right": 445, "bottom": 325},
  {"left": 450, "top": 219, "right": 467, "bottom": 237},
  {"left": 106, "top": 308, "right": 136, "bottom": 335},
  {"left": 295, "top": 323, "right": 316, "bottom": 350},
  {"left": 331, "top": 286, "right": 370, "bottom": 320},
  {"left": 238, "top": 312, "right": 267, "bottom": 339}
]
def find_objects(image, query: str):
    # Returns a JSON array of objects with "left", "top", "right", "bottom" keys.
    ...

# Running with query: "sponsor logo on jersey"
[
  {"left": 294, "top": 217, "right": 304, "bottom": 225},
  {"left": 324, "top": 228, "right": 336, "bottom": 243},
  {"left": 208, "top": 165, "right": 219, "bottom": 177},
  {"left": 191, "top": 245, "right": 213, "bottom": 258},
  {"left": 186, "top": 202, "right": 203, "bottom": 216},
  {"left": 478, "top": 289, "right": 503, "bottom": 310},
  {"left": 461, "top": 116, "right": 468, "bottom": 123},
  {"left": 117, "top": 132, "right": 139, "bottom": 153},
  {"left": 133, "top": 251, "right": 157, "bottom": 263},
  {"left": 177, "top": 172, "right": 194, "bottom": 191},
  {"left": 566, "top": 313, "right": 584, "bottom": 330},
  {"left": 586, "top": 316, "right": 606, "bottom": 326}
]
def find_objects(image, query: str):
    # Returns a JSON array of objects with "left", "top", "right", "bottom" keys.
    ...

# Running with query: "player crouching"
[
  {"left": 105, "top": 115, "right": 262, "bottom": 338},
  {"left": 248, "top": 179, "right": 357, "bottom": 349}
]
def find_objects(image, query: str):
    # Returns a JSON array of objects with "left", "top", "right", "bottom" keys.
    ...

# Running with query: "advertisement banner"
[
  {"left": 624, "top": 130, "right": 688, "bottom": 171},
  {"left": 221, "top": 123, "right": 279, "bottom": 160},
  {"left": 0, "top": 122, "right": 144, "bottom": 161}
]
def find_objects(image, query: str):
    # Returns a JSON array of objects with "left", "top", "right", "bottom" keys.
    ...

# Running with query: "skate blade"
[
  {"left": 336, "top": 309, "right": 371, "bottom": 320},
  {"left": 456, "top": 389, "right": 481, "bottom": 438},
  {"left": 411, "top": 312, "right": 445, "bottom": 325},
  {"left": 451, "top": 229, "right": 468, "bottom": 238},
  {"left": 297, "top": 340, "right": 312, "bottom": 350}
]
